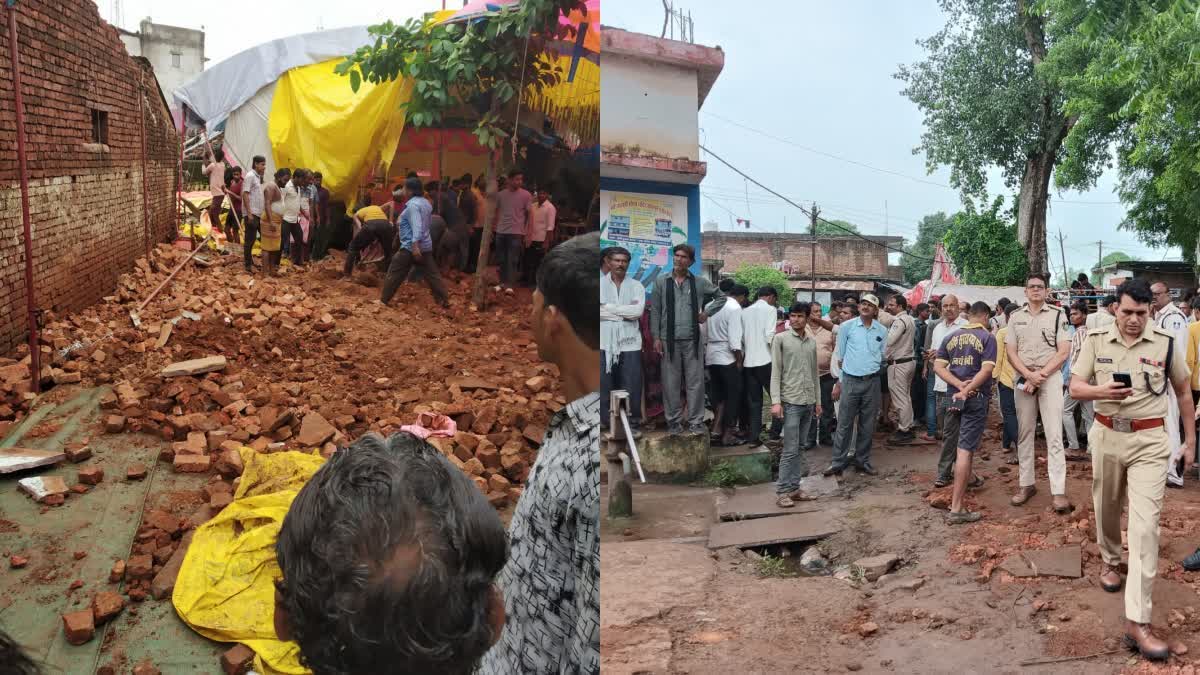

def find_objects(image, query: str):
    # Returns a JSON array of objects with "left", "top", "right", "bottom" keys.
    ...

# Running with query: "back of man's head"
[
  {"left": 405, "top": 177, "right": 423, "bottom": 194},
  {"left": 275, "top": 433, "right": 508, "bottom": 675},
  {"left": 537, "top": 232, "right": 600, "bottom": 350},
  {"left": 718, "top": 278, "right": 735, "bottom": 293}
]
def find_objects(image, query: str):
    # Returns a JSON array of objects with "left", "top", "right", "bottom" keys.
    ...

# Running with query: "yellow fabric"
[
  {"left": 1188, "top": 321, "right": 1200, "bottom": 390},
  {"left": 173, "top": 448, "right": 327, "bottom": 675},
  {"left": 995, "top": 327, "right": 1015, "bottom": 388},
  {"left": 268, "top": 59, "right": 413, "bottom": 210},
  {"left": 355, "top": 205, "right": 388, "bottom": 222}
]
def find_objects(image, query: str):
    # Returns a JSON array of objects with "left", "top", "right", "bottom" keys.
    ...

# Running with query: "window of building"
[
  {"left": 171, "top": 52, "right": 181, "bottom": 68},
  {"left": 90, "top": 109, "right": 109, "bottom": 145}
]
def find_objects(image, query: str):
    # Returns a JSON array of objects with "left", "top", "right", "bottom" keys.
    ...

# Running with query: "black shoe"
[
  {"left": 856, "top": 463, "right": 879, "bottom": 476},
  {"left": 1183, "top": 548, "right": 1200, "bottom": 572},
  {"left": 822, "top": 465, "right": 843, "bottom": 478}
]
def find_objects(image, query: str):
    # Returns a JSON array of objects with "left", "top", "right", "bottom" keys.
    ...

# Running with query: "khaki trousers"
[
  {"left": 888, "top": 361, "right": 916, "bottom": 432},
  {"left": 1016, "top": 370, "right": 1067, "bottom": 494},
  {"left": 1091, "top": 423, "right": 1170, "bottom": 624}
]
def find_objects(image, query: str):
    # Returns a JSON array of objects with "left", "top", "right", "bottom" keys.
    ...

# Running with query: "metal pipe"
[
  {"left": 7, "top": 2, "right": 40, "bottom": 393},
  {"left": 138, "top": 67, "right": 151, "bottom": 259}
]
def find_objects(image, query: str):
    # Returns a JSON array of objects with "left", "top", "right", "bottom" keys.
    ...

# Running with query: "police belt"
[
  {"left": 1095, "top": 413, "right": 1164, "bottom": 433},
  {"left": 886, "top": 357, "right": 915, "bottom": 365}
]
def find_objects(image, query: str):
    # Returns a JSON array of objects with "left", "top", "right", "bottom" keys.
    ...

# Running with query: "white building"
[
  {"left": 118, "top": 18, "right": 206, "bottom": 111},
  {"left": 599, "top": 26, "right": 724, "bottom": 289}
]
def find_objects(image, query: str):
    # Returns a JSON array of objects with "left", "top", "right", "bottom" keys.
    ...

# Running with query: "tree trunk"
[
  {"left": 471, "top": 100, "right": 504, "bottom": 309},
  {"left": 1016, "top": 151, "right": 1054, "bottom": 277}
]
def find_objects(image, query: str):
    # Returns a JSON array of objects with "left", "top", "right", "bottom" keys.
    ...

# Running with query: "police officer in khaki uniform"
[
  {"left": 1006, "top": 272, "right": 1072, "bottom": 512},
  {"left": 1070, "top": 279, "right": 1195, "bottom": 661}
]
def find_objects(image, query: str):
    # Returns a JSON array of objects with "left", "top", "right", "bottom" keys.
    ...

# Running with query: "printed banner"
[{"left": 600, "top": 191, "right": 690, "bottom": 291}]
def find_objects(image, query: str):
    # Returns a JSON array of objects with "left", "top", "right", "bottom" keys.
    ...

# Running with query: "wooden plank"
[
  {"left": 715, "top": 483, "right": 823, "bottom": 522},
  {"left": 0, "top": 447, "right": 66, "bottom": 475},
  {"left": 160, "top": 355, "right": 227, "bottom": 378},
  {"left": 707, "top": 513, "right": 839, "bottom": 549}
]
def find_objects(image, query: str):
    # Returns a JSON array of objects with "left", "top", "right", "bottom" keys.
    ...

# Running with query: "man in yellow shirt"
[
  {"left": 994, "top": 304, "right": 1018, "bottom": 457},
  {"left": 1187, "top": 297, "right": 1200, "bottom": 408},
  {"left": 342, "top": 201, "right": 395, "bottom": 277}
]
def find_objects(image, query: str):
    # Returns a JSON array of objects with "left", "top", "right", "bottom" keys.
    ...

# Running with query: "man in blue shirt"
[
  {"left": 381, "top": 176, "right": 450, "bottom": 308},
  {"left": 824, "top": 294, "right": 889, "bottom": 477}
]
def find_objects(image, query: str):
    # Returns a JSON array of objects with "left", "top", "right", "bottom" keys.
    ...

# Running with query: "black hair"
[
  {"left": 507, "top": 168, "right": 523, "bottom": 178},
  {"left": 673, "top": 244, "right": 696, "bottom": 263},
  {"left": 893, "top": 295, "right": 908, "bottom": 310},
  {"left": 1070, "top": 300, "right": 1090, "bottom": 315},
  {"left": 731, "top": 284, "right": 750, "bottom": 298},
  {"left": 425, "top": 181, "right": 440, "bottom": 193},
  {"left": 252, "top": 155, "right": 267, "bottom": 167},
  {"left": 717, "top": 278, "right": 735, "bottom": 293},
  {"left": 405, "top": 177, "right": 423, "bottom": 194},
  {"left": 790, "top": 301, "right": 811, "bottom": 316},
  {"left": 1190, "top": 296, "right": 1200, "bottom": 311},
  {"left": 968, "top": 301, "right": 991, "bottom": 316},
  {"left": 604, "top": 247, "right": 631, "bottom": 261},
  {"left": 997, "top": 297, "right": 1010, "bottom": 309},
  {"left": 276, "top": 432, "right": 508, "bottom": 675},
  {"left": 537, "top": 232, "right": 601, "bottom": 350},
  {"left": 1026, "top": 272, "right": 1050, "bottom": 286},
  {"left": 915, "top": 302, "right": 929, "bottom": 314},
  {"left": 1004, "top": 302, "right": 1017, "bottom": 318},
  {"left": 1077, "top": 272, "right": 1089, "bottom": 281},
  {"left": 214, "top": 148, "right": 225, "bottom": 162},
  {"left": 406, "top": 171, "right": 419, "bottom": 179},
  {"left": 1116, "top": 278, "right": 1153, "bottom": 305},
  {"left": 460, "top": 173, "right": 473, "bottom": 185},
  {"left": 756, "top": 286, "right": 777, "bottom": 299},
  {"left": 845, "top": 296, "right": 859, "bottom": 306},
  {"left": 1102, "top": 294, "right": 1118, "bottom": 308},
  {"left": 313, "top": 171, "right": 322, "bottom": 179},
  {"left": 275, "top": 168, "right": 291, "bottom": 179}
]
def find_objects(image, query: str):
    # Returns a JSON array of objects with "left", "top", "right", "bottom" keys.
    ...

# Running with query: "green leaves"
[
  {"left": 349, "top": 69, "right": 361, "bottom": 93},
  {"left": 944, "top": 204, "right": 1030, "bottom": 286},
  {"left": 731, "top": 266, "right": 796, "bottom": 308}
]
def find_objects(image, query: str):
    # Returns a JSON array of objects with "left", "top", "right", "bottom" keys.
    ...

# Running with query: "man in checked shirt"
[{"left": 480, "top": 232, "right": 600, "bottom": 674}]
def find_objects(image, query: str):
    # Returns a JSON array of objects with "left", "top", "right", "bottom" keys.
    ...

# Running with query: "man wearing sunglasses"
[{"left": 1006, "top": 273, "right": 1072, "bottom": 513}]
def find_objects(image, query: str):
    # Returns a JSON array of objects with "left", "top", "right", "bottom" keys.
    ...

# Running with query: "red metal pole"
[
  {"left": 138, "top": 68, "right": 151, "bottom": 259},
  {"left": 7, "top": 4, "right": 40, "bottom": 393},
  {"left": 178, "top": 103, "right": 186, "bottom": 247}
]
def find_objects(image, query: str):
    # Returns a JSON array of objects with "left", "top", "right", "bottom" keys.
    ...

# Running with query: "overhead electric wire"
[
  {"left": 699, "top": 144, "right": 938, "bottom": 263},
  {"left": 701, "top": 110, "right": 1124, "bottom": 205}
]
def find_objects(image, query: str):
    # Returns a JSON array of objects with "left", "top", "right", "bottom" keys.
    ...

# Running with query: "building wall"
[
  {"left": 702, "top": 233, "right": 895, "bottom": 279},
  {"left": 0, "top": 0, "right": 180, "bottom": 355},
  {"left": 137, "top": 20, "right": 205, "bottom": 102},
  {"left": 600, "top": 177, "right": 701, "bottom": 295},
  {"left": 600, "top": 53, "right": 699, "bottom": 162}
]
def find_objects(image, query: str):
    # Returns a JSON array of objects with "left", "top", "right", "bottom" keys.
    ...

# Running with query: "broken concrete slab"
[
  {"left": 852, "top": 553, "right": 900, "bottom": 582},
  {"left": 998, "top": 545, "right": 1082, "bottom": 579},
  {"left": 17, "top": 475, "right": 69, "bottom": 502},
  {"left": 297, "top": 412, "right": 336, "bottom": 447},
  {"left": 160, "top": 356, "right": 227, "bottom": 378},
  {"left": 0, "top": 446, "right": 65, "bottom": 474},
  {"left": 798, "top": 474, "right": 841, "bottom": 497},
  {"left": 446, "top": 376, "right": 499, "bottom": 391},
  {"left": 707, "top": 512, "right": 839, "bottom": 550},
  {"left": 715, "top": 482, "right": 823, "bottom": 522}
]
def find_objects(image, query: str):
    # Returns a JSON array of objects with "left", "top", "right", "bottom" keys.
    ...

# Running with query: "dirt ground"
[
  {"left": 1, "top": 245, "right": 557, "bottom": 672},
  {"left": 601, "top": 423, "right": 1200, "bottom": 675}
]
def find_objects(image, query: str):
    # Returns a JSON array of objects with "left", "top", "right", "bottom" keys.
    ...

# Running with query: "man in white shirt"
[
  {"left": 1153, "top": 282, "right": 1191, "bottom": 487},
  {"left": 707, "top": 285, "right": 747, "bottom": 446},
  {"left": 280, "top": 170, "right": 304, "bottom": 266},
  {"left": 741, "top": 286, "right": 779, "bottom": 448},
  {"left": 928, "top": 294, "right": 967, "bottom": 486},
  {"left": 884, "top": 294, "right": 918, "bottom": 444},
  {"left": 240, "top": 155, "right": 266, "bottom": 274},
  {"left": 599, "top": 247, "right": 646, "bottom": 436},
  {"left": 523, "top": 188, "right": 557, "bottom": 285}
]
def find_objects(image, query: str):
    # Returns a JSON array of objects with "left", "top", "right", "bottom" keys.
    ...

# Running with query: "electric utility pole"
[
  {"left": 810, "top": 202, "right": 820, "bottom": 301},
  {"left": 1057, "top": 230, "right": 1068, "bottom": 289}
]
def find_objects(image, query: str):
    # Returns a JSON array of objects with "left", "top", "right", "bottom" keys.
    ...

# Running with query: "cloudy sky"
[{"left": 603, "top": 0, "right": 1180, "bottom": 277}]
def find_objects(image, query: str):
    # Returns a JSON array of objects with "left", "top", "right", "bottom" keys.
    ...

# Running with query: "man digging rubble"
[
  {"left": 932, "top": 301, "right": 996, "bottom": 524},
  {"left": 480, "top": 232, "right": 599, "bottom": 674},
  {"left": 1070, "top": 279, "right": 1195, "bottom": 661},
  {"left": 1007, "top": 273, "right": 1072, "bottom": 513},
  {"left": 380, "top": 176, "right": 450, "bottom": 309}
]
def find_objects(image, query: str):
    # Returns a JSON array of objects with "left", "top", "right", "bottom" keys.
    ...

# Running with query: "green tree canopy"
[
  {"left": 812, "top": 219, "right": 859, "bottom": 236},
  {"left": 943, "top": 201, "right": 1029, "bottom": 286},
  {"left": 1045, "top": 0, "right": 1200, "bottom": 259},
  {"left": 896, "top": 0, "right": 1106, "bottom": 275},
  {"left": 732, "top": 265, "right": 795, "bottom": 308},
  {"left": 902, "top": 211, "right": 953, "bottom": 285}
]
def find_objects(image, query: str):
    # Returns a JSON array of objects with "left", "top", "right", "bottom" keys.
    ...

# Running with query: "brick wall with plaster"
[{"left": 0, "top": 0, "right": 179, "bottom": 355}]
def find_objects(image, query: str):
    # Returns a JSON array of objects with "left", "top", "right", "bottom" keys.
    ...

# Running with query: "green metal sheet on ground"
[{"left": 0, "top": 386, "right": 224, "bottom": 673}]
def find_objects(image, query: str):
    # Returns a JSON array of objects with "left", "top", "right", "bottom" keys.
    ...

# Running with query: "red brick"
[
  {"left": 221, "top": 644, "right": 255, "bottom": 675},
  {"left": 174, "top": 453, "right": 211, "bottom": 473},
  {"left": 126, "top": 464, "right": 148, "bottom": 480},
  {"left": 91, "top": 591, "right": 124, "bottom": 624},
  {"left": 126, "top": 554, "right": 153, "bottom": 580},
  {"left": 10, "top": 555, "right": 28, "bottom": 569},
  {"left": 109, "top": 559, "right": 125, "bottom": 582},
  {"left": 78, "top": 466, "right": 103, "bottom": 485},
  {"left": 103, "top": 415, "right": 126, "bottom": 433},
  {"left": 62, "top": 609, "right": 94, "bottom": 645}
]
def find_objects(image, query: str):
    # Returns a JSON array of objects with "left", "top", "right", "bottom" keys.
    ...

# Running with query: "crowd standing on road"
[{"left": 599, "top": 251, "right": 1200, "bottom": 662}]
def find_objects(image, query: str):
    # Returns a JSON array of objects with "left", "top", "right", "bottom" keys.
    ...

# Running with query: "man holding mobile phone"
[
  {"left": 1070, "top": 279, "right": 1194, "bottom": 661},
  {"left": 1007, "top": 273, "right": 1072, "bottom": 512}
]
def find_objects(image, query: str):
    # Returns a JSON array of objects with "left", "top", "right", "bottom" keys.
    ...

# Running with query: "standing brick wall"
[
  {"left": 702, "top": 233, "right": 898, "bottom": 278},
  {"left": 0, "top": 0, "right": 179, "bottom": 355}
]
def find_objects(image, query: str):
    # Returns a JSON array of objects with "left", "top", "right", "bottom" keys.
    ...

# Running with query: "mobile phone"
[
  {"left": 1015, "top": 376, "right": 1027, "bottom": 392},
  {"left": 947, "top": 397, "right": 965, "bottom": 413},
  {"left": 1112, "top": 372, "right": 1133, "bottom": 388}
]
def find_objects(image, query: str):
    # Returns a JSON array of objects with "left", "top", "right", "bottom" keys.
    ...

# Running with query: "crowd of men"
[
  {"left": 599, "top": 245, "right": 1200, "bottom": 661},
  {"left": 203, "top": 148, "right": 559, "bottom": 303}
]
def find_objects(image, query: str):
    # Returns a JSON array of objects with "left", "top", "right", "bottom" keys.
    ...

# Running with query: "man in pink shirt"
[
  {"left": 492, "top": 169, "right": 532, "bottom": 294},
  {"left": 203, "top": 147, "right": 227, "bottom": 233},
  {"left": 523, "top": 187, "right": 556, "bottom": 285}
]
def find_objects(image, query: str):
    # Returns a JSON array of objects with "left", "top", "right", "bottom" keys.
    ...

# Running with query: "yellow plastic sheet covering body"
[
  {"left": 269, "top": 58, "right": 412, "bottom": 209},
  {"left": 172, "top": 448, "right": 326, "bottom": 675}
]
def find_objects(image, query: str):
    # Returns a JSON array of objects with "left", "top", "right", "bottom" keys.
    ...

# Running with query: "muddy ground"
[{"left": 601, "top": 425, "right": 1200, "bottom": 675}]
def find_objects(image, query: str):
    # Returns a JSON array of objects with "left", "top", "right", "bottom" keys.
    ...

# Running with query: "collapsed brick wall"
[{"left": 0, "top": 0, "right": 179, "bottom": 355}]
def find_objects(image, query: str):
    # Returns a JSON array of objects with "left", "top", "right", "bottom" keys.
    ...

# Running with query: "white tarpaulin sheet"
[
  {"left": 223, "top": 82, "right": 278, "bottom": 177},
  {"left": 173, "top": 25, "right": 371, "bottom": 127},
  {"left": 921, "top": 283, "right": 1026, "bottom": 308}
]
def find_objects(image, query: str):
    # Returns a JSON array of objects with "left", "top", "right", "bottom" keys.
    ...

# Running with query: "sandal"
[
  {"left": 787, "top": 490, "right": 818, "bottom": 502},
  {"left": 933, "top": 478, "right": 949, "bottom": 489},
  {"left": 967, "top": 474, "right": 985, "bottom": 489},
  {"left": 776, "top": 495, "right": 796, "bottom": 508},
  {"left": 946, "top": 510, "right": 982, "bottom": 525}
]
